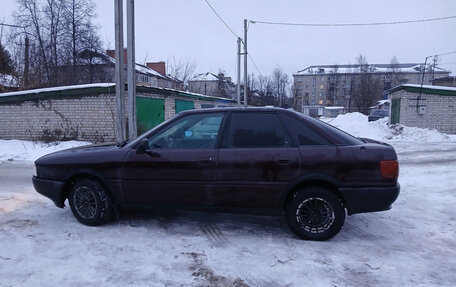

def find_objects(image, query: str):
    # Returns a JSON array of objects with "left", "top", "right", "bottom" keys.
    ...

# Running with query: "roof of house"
[
  {"left": 388, "top": 84, "right": 456, "bottom": 96},
  {"left": 431, "top": 75, "right": 456, "bottom": 82},
  {"left": 76, "top": 49, "right": 176, "bottom": 81},
  {"left": 294, "top": 63, "right": 450, "bottom": 76},
  {"left": 189, "top": 72, "right": 221, "bottom": 82},
  {"left": 188, "top": 72, "right": 235, "bottom": 85}
]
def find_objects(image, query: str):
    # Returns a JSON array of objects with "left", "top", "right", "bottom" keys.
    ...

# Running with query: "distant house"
[
  {"left": 55, "top": 49, "right": 184, "bottom": 90},
  {"left": 188, "top": 72, "right": 236, "bottom": 100},
  {"left": 0, "top": 73, "right": 19, "bottom": 92},
  {"left": 431, "top": 75, "right": 456, "bottom": 87},
  {"left": 387, "top": 84, "right": 456, "bottom": 134},
  {"left": 293, "top": 63, "right": 451, "bottom": 112}
]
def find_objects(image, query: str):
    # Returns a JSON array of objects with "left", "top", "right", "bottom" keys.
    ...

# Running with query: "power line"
[
  {"left": 202, "top": 0, "right": 239, "bottom": 38},
  {"left": 250, "top": 15, "right": 456, "bottom": 27},
  {"left": 435, "top": 51, "right": 456, "bottom": 57},
  {"left": 247, "top": 53, "right": 263, "bottom": 76}
]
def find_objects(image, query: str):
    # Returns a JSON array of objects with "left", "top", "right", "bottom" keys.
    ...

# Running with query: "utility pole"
[
  {"left": 24, "top": 35, "right": 29, "bottom": 88},
  {"left": 114, "top": 0, "right": 126, "bottom": 142},
  {"left": 237, "top": 37, "right": 241, "bottom": 107},
  {"left": 127, "top": 0, "right": 137, "bottom": 139},
  {"left": 432, "top": 55, "right": 438, "bottom": 80},
  {"left": 243, "top": 19, "right": 248, "bottom": 107}
]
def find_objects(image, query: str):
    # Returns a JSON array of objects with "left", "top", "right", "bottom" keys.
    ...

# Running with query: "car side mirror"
[
  {"left": 136, "top": 138, "right": 161, "bottom": 158},
  {"left": 136, "top": 138, "right": 149, "bottom": 154}
]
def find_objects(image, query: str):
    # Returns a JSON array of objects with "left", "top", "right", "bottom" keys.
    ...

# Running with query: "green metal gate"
[
  {"left": 136, "top": 97, "right": 165, "bottom": 135},
  {"left": 175, "top": 99, "right": 194, "bottom": 114},
  {"left": 390, "top": 98, "right": 401, "bottom": 124}
]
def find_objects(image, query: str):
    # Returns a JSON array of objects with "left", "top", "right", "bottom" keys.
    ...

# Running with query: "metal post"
[
  {"left": 114, "top": 0, "right": 125, "bottom": 142},
  {"left": 24, "top": 35, "right": 29, "bottom": 88},
  {"left": 243, "top": 19, "right": 248, "bottom": 107},
  {"left": 237, "top": 37, "right": 241, "bottom": 107},
  {"left": 127, "top": 0, "right": 136, "bottom": 139}
]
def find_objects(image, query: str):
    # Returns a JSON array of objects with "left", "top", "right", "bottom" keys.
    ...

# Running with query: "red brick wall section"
[{"left": 106, "top": 49, "right": 127, "bottom": 65}]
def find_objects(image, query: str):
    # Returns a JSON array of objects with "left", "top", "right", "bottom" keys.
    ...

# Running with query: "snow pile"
[
  {"left": 322, "top": 112, "right": 456, "bottom": 143},
  {"left": 0, "top": 140, "right": 90, "bottom": 162}
]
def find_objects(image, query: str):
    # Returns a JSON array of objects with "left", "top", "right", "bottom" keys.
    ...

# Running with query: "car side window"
[
  {"left": 225, "top": 113, "right": 291, "bottom": 148},
  {"left": 279, "top": 113, "right": 332, "bottom": 145},
  {"left": 148, "top": 113, "right": 224, "bottom": 149}
]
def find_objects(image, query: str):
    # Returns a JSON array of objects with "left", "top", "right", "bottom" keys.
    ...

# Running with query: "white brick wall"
[
  {"left": 390, "top": 90, "right": 456, "bottom": 134},
  {"left": 0, "top": 94, "right": 117, "bottom": 143},
  {"left": 0, "top": 91, "right": 235, "bottom": 143}
]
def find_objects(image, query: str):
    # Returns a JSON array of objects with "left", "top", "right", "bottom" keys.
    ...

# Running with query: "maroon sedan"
[{"left": 33, "top": 107, "right": 399, "bottom": 241}]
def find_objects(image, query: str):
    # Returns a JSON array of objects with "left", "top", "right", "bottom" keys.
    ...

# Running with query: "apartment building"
[{"left": 293, "top": 63, "right": 450, "bottom": 113}]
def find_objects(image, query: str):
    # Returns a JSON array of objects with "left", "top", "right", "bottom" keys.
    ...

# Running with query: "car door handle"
[
  {"left": 145, "top": 150, "right": 161, "bottom": 158},
  {"left": 198, "top": 157, "right": 213, "bottom": 166},
  {"left": 278, "top": 159, "right": 290, "bottom": 165}
]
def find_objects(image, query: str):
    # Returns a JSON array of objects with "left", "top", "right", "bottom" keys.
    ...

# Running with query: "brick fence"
[{"left": 0, "top": 84, "right": 235, "bottom": 143}]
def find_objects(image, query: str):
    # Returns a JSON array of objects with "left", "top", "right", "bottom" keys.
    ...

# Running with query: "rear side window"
[
  {"left": 225, "top": 113, "right": 291, "bottom": 148},
  {"left": 279, "top": 113, "right": 331, "bottom": 145},
  {"left": 286, "top": 110, "right": 363, "bottom": 145}
]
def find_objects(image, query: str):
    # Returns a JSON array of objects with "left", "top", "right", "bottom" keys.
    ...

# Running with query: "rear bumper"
[
  {"left": 340, "top": 183, "right": 400, "bottom": 215},
  {"left": 32, "top": 176, "right": 66, "bottom": 208}
]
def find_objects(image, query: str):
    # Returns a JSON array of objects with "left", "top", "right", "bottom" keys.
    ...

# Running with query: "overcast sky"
[{"left": 1, "top": 0, "right": 456, "bottom": 79}]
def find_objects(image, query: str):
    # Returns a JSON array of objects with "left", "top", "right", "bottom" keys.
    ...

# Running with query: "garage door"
[
  {"left": 175, "top": 99, "right": 194, "bottom": 114},
  {"left": 136, "top": 97, "right": 165, "bottom": 135}
]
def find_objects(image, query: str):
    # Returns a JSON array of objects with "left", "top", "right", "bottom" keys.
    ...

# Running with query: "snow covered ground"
[{"left": 1, "top": 114, "right": 456, "bottom": 286}]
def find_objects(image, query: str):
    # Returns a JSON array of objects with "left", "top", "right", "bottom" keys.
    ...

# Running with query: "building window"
[
  {"left": 313, "top": 77, "right": 316, "bottom": 83},
  {"left": 318, "top": 100, "right": 323, "bottom": 105},
  {"left": 297, "top": 77, "right": 303, "bottom": 83},
  {"left": 319, "top": 92, "right": 322, "bottom": 97}
]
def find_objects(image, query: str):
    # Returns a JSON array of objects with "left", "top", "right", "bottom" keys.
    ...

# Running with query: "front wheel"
[
  {"left": 68, "top": 178, "right": 113, "bottom": 226},
  {"left": 285, "top": 186, "right": 345, "bottom": 241}
]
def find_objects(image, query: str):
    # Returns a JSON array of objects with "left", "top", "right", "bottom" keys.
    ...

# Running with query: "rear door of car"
[{"left": 214, "top": 111, "right": 301, "bottom": 209}]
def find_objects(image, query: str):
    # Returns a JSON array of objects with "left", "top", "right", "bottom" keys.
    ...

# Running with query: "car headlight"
[{"left": 33, "top": 164, "right": 37, "bottom": 177}]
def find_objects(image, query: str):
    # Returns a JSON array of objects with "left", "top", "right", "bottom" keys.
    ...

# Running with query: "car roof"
[{"left": 178, "top": 106, "right": 288, "bottom": 115}]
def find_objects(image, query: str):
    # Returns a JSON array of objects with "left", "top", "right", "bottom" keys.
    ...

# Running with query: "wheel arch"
[
  {"left": 281, "top": 174, "right": 346, "bottom": 210},
  {"left": 62, "top": 170, "right": 120, "bottom": 205}
]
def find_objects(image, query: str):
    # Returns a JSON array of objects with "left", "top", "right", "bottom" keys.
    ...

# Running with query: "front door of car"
[
  {"left": 122, "top": 113, "right": 225, "bottom": 206},
  {"left": 215, "top": 112, "right": 301, "bottom": 209}
]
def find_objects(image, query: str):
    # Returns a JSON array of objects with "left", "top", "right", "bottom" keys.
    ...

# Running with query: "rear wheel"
[
  {"left": 68, "top": 178, "right": 113, "bottom": 226},
  {"left": 285, "top": 186, "right": 345, "bottom": 241}
]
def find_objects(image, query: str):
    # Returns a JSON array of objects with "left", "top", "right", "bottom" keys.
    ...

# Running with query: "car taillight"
[{"left": 380, "top": 160, "right": 399, "bottom": 179}]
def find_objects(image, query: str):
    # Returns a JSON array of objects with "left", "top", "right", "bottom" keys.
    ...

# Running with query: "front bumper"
[
  {"left": 339, "top": 183, "right": 400, "bottom": 215},
  {"left": 32, "top": 176, "right": 66, "bottom": 208}
]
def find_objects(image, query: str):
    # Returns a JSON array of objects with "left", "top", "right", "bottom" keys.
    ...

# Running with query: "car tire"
[
  {"left": 285, "top": 186, "right": 345, "bottom": 241},
  {"left": 68, "top": 178, "right": 113, "bottom": 226}
]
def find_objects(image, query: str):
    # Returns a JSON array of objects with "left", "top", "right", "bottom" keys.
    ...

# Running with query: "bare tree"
[
  {"left": 0, "top": 42, "right": 14, "bottom": 74},
  {"left": 10, "top": 0, "right": 102, "bottom": 88},
  {"left": 351, "top": 55, "right": 382, "bottom": 114},
  {"left": 62, "top": 0, "right": 101, "bottom": 83},
  {"left": 167, "top": 56, "right": 196, "bottom": 85},
  {"left": 272, "top": 66, "right": 290, "bottom": 107}
]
